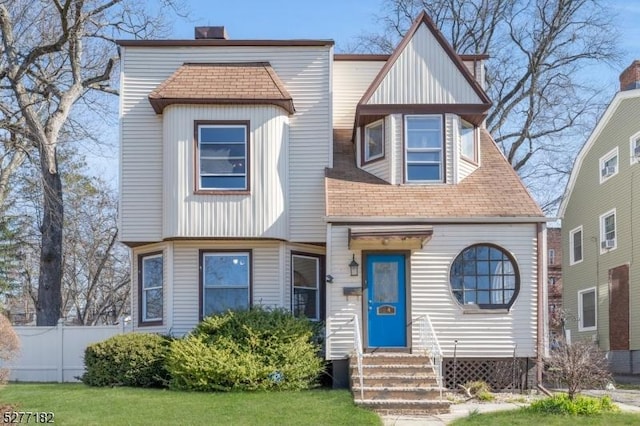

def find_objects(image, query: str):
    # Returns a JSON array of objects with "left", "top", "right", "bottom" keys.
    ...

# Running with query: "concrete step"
[
  {"left": 354, "top": 399, "right": 451, "bottom": 415},
  {"left": 353, "top": 373, "right": 439, "bottom": 387},
  {"left": 351, "top": 353, "right": 432, "bottom": 366},
  {"left": 352, "top": 386, "right": 442, "bottom": 400},
  {"left": 351, "top": 363, "right": 435, "bottom": 375}
]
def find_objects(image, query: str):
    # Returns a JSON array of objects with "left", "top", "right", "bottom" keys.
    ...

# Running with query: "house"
[
  {"left": 547, "top": 228, "right": 563, "bottom": 339},
  {"left": 117, "top": 11, "right": 547, "bottom": 398},
  {"left": 559, "top": 60, "right": 640, "bottom": 373}
]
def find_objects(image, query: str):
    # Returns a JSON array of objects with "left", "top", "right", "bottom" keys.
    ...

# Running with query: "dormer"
[{"left": 334, "top": 12, "right": 492, "bottom": 186}]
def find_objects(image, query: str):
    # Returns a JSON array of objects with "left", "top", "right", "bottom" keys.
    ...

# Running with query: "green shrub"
[
  {"left": 167, "top": 307, "right": 324, "bottom": 391},
  {"left": 82, "top": 333, "right": 171, "bottom": 387},
  {"left": 527, "top": 394, "right": 619, "bottom": 415},
  {"left": 464, "top": 380, "right": 495, "bottom": 401}
]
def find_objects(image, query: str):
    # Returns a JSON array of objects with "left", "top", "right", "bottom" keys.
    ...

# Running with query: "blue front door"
[{"left": 366, "top": 253, "right": 407, "bottom": 347}]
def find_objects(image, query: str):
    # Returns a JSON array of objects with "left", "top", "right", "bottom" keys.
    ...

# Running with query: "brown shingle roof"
[
  {"left": 325, "top": 129, "right": 544, "bottom": 219},
  {"left": 148, "top": 62, "right": 295, "bottom": 114}
]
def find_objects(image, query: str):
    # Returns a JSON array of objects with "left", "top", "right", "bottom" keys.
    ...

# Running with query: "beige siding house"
[
  {"left": 118, "top": 11, "right": 547, "bottom": 390},
  {"left": 559, "top": 60, "right": 640, "bottom": 373}
]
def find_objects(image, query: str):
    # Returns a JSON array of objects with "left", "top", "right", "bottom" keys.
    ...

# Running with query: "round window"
[{"left": 450, "top": 244, "right": 520, "bottom": 309}]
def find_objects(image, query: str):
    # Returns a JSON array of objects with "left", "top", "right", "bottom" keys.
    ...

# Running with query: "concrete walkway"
[{"left": 382, "top": 388, "right": 640, "bottom": 425}]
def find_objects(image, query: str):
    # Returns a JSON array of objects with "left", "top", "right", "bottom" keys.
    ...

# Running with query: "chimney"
[
  {"left": 619, "top": 60, "right": 640, "bottom": 91},
  {"left": 195, "top": 26, "right": 228, "bottom": 40}
]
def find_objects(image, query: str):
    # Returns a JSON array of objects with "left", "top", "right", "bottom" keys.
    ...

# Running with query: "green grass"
[
  {"left": 451, "top": 408, "right": 640, "bottom": 425},
  {"left": 0, "top": 383, "right": 381, "bottom": 425}
]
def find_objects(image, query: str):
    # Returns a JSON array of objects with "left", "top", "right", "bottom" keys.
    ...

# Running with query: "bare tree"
[
  {"left": 546, "top": 340, "right": 612, "bottom": 399},
  {"left": 0, "top": 0, "right": 180, "bottom": 325},
  {"left": 350, "top": 0, "right": 621, "bottom": 212}
]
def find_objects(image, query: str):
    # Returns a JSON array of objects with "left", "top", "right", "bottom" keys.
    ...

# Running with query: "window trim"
[
  {"left": 630, "top": 131, "right": 640, "bottom": 165},
  {"left": 599, "top": 208, "right": 617, "bottom": 253},
  {"left": 569, "top": 225, "right": 583, "bottom": 265},
  {"left": 199, "top": 249, "right": 253, "bottom": 320},
  {"left": 599, "top": 146, "right": 619, "bottom": 184},
  {"left": 138, "top": 251, "right": 163, "bottom": 326},
  {"left": 194, "top": 120, "right": 251, "bottom": 195},
  {"left": 404, "top": 114, "right": 444, "bottom": 184},
  {"left": 448, "top": 243, "right": 520, "bottom": 311},
  {"left": 459, "top": 118, "right": 477, "bottom": 164},
  {"left": 578, "top": 287, "right": 597, "bottom": 332},
  {"left": 362, "top": 119, "right": 385, "bottom": 165},
  {"left": 291, "top": 252, "right": 325, "bottom": 321}
]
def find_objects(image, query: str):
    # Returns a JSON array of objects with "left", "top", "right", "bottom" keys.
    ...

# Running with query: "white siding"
[
  {"left": 120, "top": 45, "right": 331, "bottom": 243},
  {"left": 392, "top": 114, "right": 403, "bottom": 184},
  {"left": 327, "top": 224, "right": 538, "bottom": 359},
  {"left": 368, "top": 25, "right": 482, "bottom": 105},
  {"left": 163, "top": 105, "right": 289, "bottom": 239},
  {"left": 445, "top": 114, "right": 454, "bottom": 184},
  {"left": 333, "top": 60, "right": 385, "bottom": 129}
]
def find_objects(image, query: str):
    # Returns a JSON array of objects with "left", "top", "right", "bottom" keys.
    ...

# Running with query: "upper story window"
[
  {"left": 450, "top": 244, "right": 519, "bottom": 310},
  {"left": 630, "top": 131, "right": 640, "bottom": 165},
  {"left": 405, "top": 115, "right": 443, "bottom": 183},
  {"left": 600, "top": 209, "right": 616, "bottom": 252},
  {"left": 363, "top": 119, "right": 384, "bottom": 163},
  {"left": 569, "top": 225, "right": 583, "bottom": 265},
  {"left": 548, "top": 249, "right": 555, "bottom": 265},
  {"left": 196, "top": 122, "right": 249, "bottom": 192},
  {"left": 578, "top": 287, "right": 597, "bottom": 331},
  {"left": 599, "top": 147, "right": 618, "bottom": 183},
  {"left": 459, "top": 119, "right": 476, "bottom": 162},
  {"left": 139, "top": 252, "right": 163, "bottom": 325},
  {"left": 200, "top": 251, "right": 251, "bottom": 318}
]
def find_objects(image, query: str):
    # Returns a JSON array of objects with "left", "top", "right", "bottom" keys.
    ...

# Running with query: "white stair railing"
[
  {"left": 416, "top": 314, "right": 444, "bottom": 399},
  {"left": 352, "top": 314, "right": 364, "bottom": 400}
]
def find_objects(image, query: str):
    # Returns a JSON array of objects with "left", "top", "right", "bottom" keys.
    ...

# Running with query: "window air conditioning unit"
[
  {"left": 602, "top": 166, "right": 615, "bottom": 177},
  {"left": 601, "top": 239, "right": 615, "bottom": 250}
]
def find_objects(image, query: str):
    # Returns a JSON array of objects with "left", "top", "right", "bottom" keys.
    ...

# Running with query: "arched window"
[{"left": 450, "top": 244, "right": 520, "bottom": 309}]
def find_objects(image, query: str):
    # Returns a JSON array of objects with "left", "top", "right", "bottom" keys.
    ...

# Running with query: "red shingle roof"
[
  {"left": 148, "top": 62, "right": 294, "bottom": 114},
  {"left": 325, "top": 129, "right": 544, "bottom": 219}
]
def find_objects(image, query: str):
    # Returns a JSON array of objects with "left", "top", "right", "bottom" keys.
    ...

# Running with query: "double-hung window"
[
  {"left": 363, "top": 119, "right": 384, "bottom": 163},
  {"left": 139, "top": 252, "right": 163, "bottom": 325},
  {"left": 578, "top": 287, "right": 597, "bottom": 331},
  {"left": 292, "top": 254, "right": 323, "bottom": 321},
  {"left": 201, "top": 251, "right": 251, "bottom": 317},
  {"left": 196, "top": 122, "right": 248, "bottom": 191},
  {"left": 600, "top": 209, "right": 616, "bottom": 252},
  {"left": 569, "top": 226, "right": 583, "bottom": 265},
  {"left": 599, "top": 147, "right": 618, "bottom": 183},
  {"left": 405, "top": 115, "right": 443, "bottom": 183}
]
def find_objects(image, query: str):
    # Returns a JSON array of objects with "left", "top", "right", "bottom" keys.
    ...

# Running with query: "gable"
[
  {"left": 359, "top": 12, "right": 490, "bottom": 109},
  {"left": 366, "top": 24, "right": 481, "bottom": 105},
  {"left": 559, "top": 90, "right": 640, "bottom": 218}
]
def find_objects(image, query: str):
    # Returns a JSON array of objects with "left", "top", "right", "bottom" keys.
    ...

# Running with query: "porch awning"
[{"left": 348, "top": 225, "right": 433, "bottom": 250}]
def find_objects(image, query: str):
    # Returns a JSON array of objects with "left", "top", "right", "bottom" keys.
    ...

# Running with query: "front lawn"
[
  {"left": 0, "top": 383, "right": 380, "bottom": 425},
  {"left": 451, "top": 408, "right": 640, "bottom": 425}
]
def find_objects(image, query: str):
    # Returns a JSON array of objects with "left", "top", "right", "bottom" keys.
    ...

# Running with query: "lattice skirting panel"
[{"left": 443, "top": 358, "right": 535, "bottom": 391}]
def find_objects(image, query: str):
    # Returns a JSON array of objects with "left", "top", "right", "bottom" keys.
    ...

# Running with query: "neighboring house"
[
  {"left": 547, "top": 228, "right": 563, "bottom": 338},
  {"left": 559, "top": 60, "right": 640, "bottom": 373},
  {"left": 118, "top": 12, "right": 547, "bottom": 389}
]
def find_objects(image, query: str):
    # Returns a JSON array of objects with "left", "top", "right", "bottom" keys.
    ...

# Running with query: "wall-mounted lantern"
[{"left": 349, "top": 254, "right": 359, "bottom": 277}]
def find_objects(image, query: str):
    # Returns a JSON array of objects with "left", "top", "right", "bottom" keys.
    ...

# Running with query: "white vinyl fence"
[{"left": 5, "top": 319, "right": 132, "bottom": 382}]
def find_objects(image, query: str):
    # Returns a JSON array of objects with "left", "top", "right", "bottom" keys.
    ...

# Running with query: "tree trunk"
[{"left": 36, "top": 148, "right": 63, "bottom": 326}]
